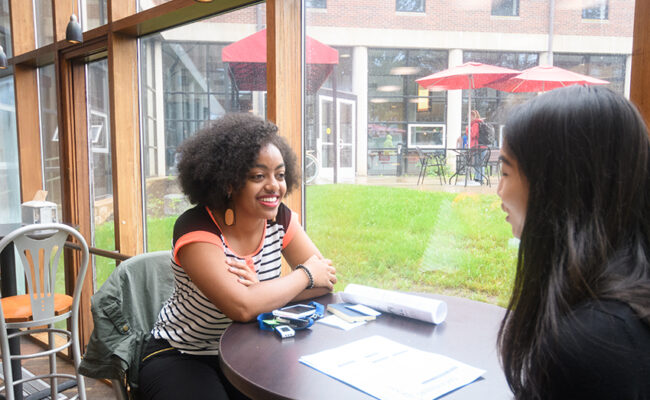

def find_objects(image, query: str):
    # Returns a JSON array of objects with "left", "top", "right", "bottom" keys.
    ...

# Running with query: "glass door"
[{"left": 318, "top": 96, "right": 355, "bottom": 183}]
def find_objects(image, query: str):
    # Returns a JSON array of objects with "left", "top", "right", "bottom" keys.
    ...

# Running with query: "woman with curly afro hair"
[{"left": 139, "top": 113, "right": 337, "bottom": 400}]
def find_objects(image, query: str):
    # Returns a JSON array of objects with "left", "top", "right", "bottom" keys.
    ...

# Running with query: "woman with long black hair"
[{"left": 497, "top": 85, "right": 650, "bottom": 399}]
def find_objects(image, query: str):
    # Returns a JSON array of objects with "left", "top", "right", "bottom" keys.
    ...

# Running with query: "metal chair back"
[{"left": 0, "top": 223, "right": 88, "bottom": 400}]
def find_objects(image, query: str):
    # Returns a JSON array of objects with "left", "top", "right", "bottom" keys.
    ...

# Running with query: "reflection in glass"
[
  {"left": 86, "top": 59, "right": 115, "bottom": 290},
  {"left": 339, "top": 146, "right": 352, "bottom": 168},
  {"left": 82, "top": 0, "right": 107, "bottom": 31},
  {"left": 555, "top": 53, "right": 625, "bottom": 95},
  {"left": 0, "top": 0, "right": 12, "bottom": 58},
  {"left": 34, "top": 0, "right": 53, "bottom": 47},
  {"left": 322, "top": 47, "right": 353, "bottom": 92},
  {"left": 139, "top": 5, "right": 266, "bottom": 251},
  {"left": 366, "top": 48, "right": 448, "bottom": 174},
  {"left": 340, "top": 103, "right": 353, "bottom": 143},
  {"left": 37, "top": 65, "right": 61, "bottom": 219},
  {"left": 408, "top": 125, "right": 445, "bottom": 148},
  {"left": 0, "top": 76, "right": 19, "bottom": 223}
]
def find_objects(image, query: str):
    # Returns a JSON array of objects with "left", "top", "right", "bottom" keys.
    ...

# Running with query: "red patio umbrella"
[
  {"left": 415, "top": 62, "right": 519, "bottom": 135},
  {"left": 222, "top": 29, "right": 339, "bottom": 93},
  {"left": 486, "top": 65, "right": 609, "bottom": 93}
]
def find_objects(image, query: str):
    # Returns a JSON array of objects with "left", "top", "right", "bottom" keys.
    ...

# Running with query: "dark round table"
[{"left": 219, "top": 292, "right": 512, "bottom": 399}]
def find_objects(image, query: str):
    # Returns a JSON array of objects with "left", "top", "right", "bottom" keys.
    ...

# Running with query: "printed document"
[{"left": 299, "top": 335, "right": 484, "bottom": 400}]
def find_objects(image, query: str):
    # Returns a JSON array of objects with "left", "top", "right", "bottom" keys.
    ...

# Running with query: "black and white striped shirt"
[{"left": 151, "top": 203, "right": 298, "bottom": 355}]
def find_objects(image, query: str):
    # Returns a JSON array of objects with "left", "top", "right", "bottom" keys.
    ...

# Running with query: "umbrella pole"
[
  {"left": 467, "top": 75, "right": 474, "bottom": 146},
  {"left": 467, "top": 87, "right": 472, "bottom": 143},
  {"left": 468, "top": 89, "right": 472, "bottom": 186},
  {"left": 467, "top": 76, "right": 475, "bottom": 186}
]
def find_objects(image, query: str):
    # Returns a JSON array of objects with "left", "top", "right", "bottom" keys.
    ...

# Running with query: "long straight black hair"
[{"left": 497, "top": 86, "right": 650, "bottom": 399}]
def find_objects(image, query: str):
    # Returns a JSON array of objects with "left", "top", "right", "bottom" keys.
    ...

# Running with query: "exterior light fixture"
[
  {"left": 0, "top": 45, "right": 7, "bottom": 69},
  {"left": 65, "top": 14, "right": 83, "bottom": 44}
]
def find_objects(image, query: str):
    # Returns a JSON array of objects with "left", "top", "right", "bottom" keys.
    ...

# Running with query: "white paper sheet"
[{"left": 299, "top": 335, "right": 485, "bottom": 400}]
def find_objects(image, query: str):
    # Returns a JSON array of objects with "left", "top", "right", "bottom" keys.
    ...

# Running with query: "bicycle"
[{"left": 304, "top": 150, "right": 320, "bottom": 184}]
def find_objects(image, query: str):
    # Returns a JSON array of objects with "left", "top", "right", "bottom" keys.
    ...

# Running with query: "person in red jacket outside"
[
  {"left": 468, "top": 110, "right": 482, "bottom": 149},
  {"left": 467, "top": 110, "right": 486, "bottom": 182}
]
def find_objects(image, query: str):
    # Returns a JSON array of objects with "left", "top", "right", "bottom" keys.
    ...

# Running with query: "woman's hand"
[
  {"left": 226, "top": 258, "right": 259, "bottom": 287},
  {"left": 301, "top": 255, "right": 337, "bottom": 290}
]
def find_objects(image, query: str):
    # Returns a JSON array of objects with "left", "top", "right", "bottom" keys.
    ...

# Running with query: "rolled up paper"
[{"left": 340, "top": 284, "right": 448, "bottom": 324}]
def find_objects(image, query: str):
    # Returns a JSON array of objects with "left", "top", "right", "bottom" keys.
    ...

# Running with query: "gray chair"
[
  {"left": 79, "top": 251, "right": 174, "bottom": 400},
  {"left": 0, "top": 223, "right": 89, "bottom": 400}
]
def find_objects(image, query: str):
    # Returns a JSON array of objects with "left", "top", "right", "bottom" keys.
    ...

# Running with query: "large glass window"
[
  {"left": 82, "top": 0, "right": 108, "bottom": 31},
  {"left": 37, "top": 65, "right": 61, "bottom": 219},
  {"left": 491, "top": 0, "right": 519, "bottom": 17},
  {"left": 583, "top": 0, "right": 608, "bottom": 20},
  {"left": 0, "top": 75, "right": 19, "bottom": 223},
  {"left": 304, "top": 0, "right": 635, "bottom": 307},
  {"left": 366, "top": 49, "right": 447, "bottom": 175},
  {"left": 34, "top": 0, "right": 53, "bottom": 48},
  {"left": 0, "top": 0, "right": 11, "bottom": 58},
  {"left": 139, "top": 5, "right": 266, "bottom": 251},
  {"left": 554, "top": 53, "right": 626, "bottom": 95}
]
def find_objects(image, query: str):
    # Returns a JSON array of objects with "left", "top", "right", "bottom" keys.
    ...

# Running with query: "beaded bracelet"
[{"left": 296, "top": 264, "right": 314, "bottom": 289}]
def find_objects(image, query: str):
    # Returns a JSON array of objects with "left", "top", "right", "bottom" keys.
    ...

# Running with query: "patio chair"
[
  {"left": 416, "top": 146, "right": 446, "bottom": 185},
  {"left": 0, "top": 223, "right": 89, "bottom": 400},
  {"left": 486, "top": 149, "right": 501, "bottom": 179},
  {"left": 79, "top": 250, "right": 174, "bottom": 400},
  {"left": 449, "top": 149, "right": 471, "bottom": 186}
]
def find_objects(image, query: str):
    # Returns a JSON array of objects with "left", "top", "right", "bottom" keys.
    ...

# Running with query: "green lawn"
[
  {"left": 93, "top": 184, "right": 517, "bottom": 306},
  {"left": 306, "top": 185, "right": 517, "bottom": 306}
]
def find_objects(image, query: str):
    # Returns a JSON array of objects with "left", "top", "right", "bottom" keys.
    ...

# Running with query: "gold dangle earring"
[{"left": 224, "top": 193, "right": 235, "bottom": 226}]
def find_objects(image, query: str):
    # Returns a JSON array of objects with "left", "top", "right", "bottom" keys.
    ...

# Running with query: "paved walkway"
[{"left": 311, "top": 174, "right": 499, "bottom": 195}]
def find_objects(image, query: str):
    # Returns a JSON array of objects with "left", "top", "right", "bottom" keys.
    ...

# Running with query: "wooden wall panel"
[
  {"left": 52, "top": 0, "right": 74, "bottom": 43},
  {"left": 13, "top": 66, "right": 42, "bottom": 202},
  {"left": 266, "top": 0, "right": 303, "bottom": 221},
  {"left": 630, "top": 0, "right": 650, "bottom": 130},
  {"left": 108, "top": 32, "right": 143, "bottom": 257},
  {"left": 10, "top": 0, "right": 40, "bottom": 202},
  {"left": 109, "top": 0, "right": 137, "bottom": 22},
  {"left": 8, "top": 0, "right": 35, "bottom": 54}
]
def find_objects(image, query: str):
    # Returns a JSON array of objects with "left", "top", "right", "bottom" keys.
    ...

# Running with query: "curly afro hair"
[{"left": 176, "top": 113, "right": 299, "bottom": 211}]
